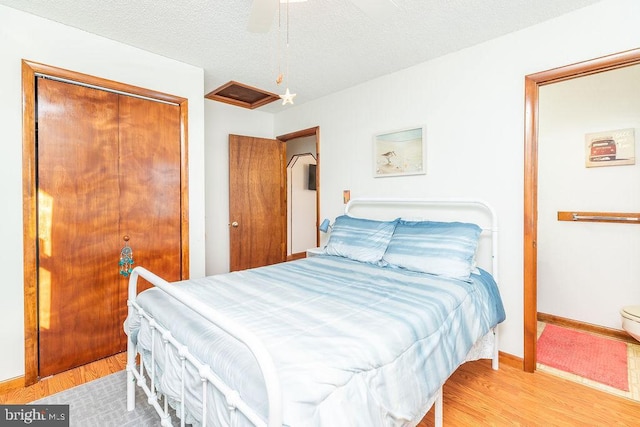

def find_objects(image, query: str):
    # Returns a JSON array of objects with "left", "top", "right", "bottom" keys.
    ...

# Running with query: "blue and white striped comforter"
[{"left": 127, "top": 255, "right": 505, "bottom": 426}]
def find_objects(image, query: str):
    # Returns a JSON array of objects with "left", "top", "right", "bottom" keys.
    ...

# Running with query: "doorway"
[
  {"left": 523, "top": 48, "right": 640, "bottom": 373},
  {"left": 280, "top": 127, "right": 321, "bottom": 257},
  {"left": 285, "top": 136, "right": 318, "bottom": 260},
  {"left": 22, "top": 60, "right": 190, "bottom": 385}
]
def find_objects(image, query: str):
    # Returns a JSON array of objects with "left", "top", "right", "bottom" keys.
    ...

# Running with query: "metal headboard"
[{"left": 343, "top": 197, "right": 499, "bottom": 284}]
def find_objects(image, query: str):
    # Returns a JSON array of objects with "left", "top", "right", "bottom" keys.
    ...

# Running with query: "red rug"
[{"left": 537, "top": 324, "right": 629, "bottom": 391}]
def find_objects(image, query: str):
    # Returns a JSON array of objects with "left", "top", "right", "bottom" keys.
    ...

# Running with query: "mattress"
[{"left": 126, "top": 255, "right": 505, "bottom": 426}]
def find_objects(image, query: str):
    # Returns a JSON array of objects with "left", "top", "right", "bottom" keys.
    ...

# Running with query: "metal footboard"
[
  {"left": 125, "top": 264, "right": 450, "bottom": 427},
  {"left": 124, "top": 255, "right": 488, "bottom": 427},
  {"left": 125, "top": 266, "right": 283, "bottom": 427}
]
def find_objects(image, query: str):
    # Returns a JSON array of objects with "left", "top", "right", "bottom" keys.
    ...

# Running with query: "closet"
[{"left": 35, "top": 76, "right": 183, "bottom": 377}]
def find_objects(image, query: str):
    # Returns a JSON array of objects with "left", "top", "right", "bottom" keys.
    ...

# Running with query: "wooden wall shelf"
[{"left": 557, "top": 211, "right": 640, "bottom": 224}]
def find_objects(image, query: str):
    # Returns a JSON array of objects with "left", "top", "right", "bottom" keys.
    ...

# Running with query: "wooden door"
[
  {"left": 37, "top": 78, "right": 122, "bottom": 377},
  {"left": 36, "top": 80, "right": 183, "bottom": 376},
  {"left": 229, "top": 135, "right": 286, "bottom": 271},
  {"left": 117, "top": 95, "right": 182, "bottom": 346}
]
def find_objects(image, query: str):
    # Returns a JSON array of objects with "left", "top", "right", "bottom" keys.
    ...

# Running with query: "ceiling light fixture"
[{"left": 276, "top": 0, "right": 296, "bottom": 105}]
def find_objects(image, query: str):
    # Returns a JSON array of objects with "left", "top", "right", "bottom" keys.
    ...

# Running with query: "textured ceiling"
[{"left": 0, "top": 0, "right": 601, "bottom": 112}]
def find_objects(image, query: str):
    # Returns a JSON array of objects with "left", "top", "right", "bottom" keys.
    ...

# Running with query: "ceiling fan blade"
[{"left": 248, "top": 0, "right": 279, "bottom": 33}]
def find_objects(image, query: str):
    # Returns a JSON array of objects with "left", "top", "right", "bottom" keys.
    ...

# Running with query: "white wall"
[
  {"left": 3, "top": 0, "right": 639, "bottom": 383},
  {"left": 269, "top": 0, "right": 640, "bottom": 358},
  {"left": 0, "top": 5, "right": 206, "bottom": 382},
  {"left": 285, "top": 136, "right": 316, "bottom": 164},
  {"left": 204, "top": 101, "right": 274, "bottom": 275},
  {"left": 538, "top": 64, "right": 640, "bottom": 329}
]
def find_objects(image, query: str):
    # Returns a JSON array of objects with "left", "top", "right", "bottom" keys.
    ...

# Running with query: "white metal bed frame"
[{"left": 126, "top": 198, "right": 500, "bottom": 427}]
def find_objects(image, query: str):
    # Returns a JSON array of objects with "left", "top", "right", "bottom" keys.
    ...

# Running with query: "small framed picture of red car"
[{"left": 585, "top": 128, "right": 635, "bottom": 168}]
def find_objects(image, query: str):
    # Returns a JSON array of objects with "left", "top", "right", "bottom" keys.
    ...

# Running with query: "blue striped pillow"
[
  {"left": 324, "top": 215, "right": 399, "bottom": 264},
  {"left": 382, "top": 220, "right": 481, "bottom": 281}
]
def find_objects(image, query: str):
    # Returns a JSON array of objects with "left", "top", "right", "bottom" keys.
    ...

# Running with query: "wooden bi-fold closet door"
[{"left": 36, "top": 77, "right": 182, "bottom": 377}]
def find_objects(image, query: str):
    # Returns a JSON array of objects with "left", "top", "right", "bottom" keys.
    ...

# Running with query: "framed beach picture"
[{"left": 373, "top": 126, "right": 425, "bottom": 177}]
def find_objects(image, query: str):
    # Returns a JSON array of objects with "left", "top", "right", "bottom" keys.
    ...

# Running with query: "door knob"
[{"left": 231, "top": 221, "right": 239, "bottom": 228}]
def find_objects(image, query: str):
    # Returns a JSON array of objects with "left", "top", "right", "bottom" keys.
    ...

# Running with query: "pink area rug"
[{"left": 537, "top": 324, "right": 629, "bottom": 391}]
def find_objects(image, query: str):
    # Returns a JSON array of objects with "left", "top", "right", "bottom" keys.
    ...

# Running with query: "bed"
[{"left": 124, "top": 198, "right": 506, "bottom": 427}]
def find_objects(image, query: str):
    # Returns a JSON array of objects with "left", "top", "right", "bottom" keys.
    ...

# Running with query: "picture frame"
[
  {"left": 373, "top": 126, "right": 425, "bottom": 177},
  {"left": 584, "top": 128, "right": 635, "bottom": 168}
]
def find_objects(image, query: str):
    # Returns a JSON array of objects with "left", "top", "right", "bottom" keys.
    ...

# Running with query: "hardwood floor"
[
  {"left": 0, "top": 353, "right": 126, "bottom": 404},
  {"left": 420, "top": 359, "right": 640, "bottom": 426},
  {"left": 2, "top": 354, "right": 639, "bottom": 425}
]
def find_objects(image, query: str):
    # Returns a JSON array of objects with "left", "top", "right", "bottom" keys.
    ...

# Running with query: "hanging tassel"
[{"left": 119, "top": 236, "right": 134, "bottom": 278}]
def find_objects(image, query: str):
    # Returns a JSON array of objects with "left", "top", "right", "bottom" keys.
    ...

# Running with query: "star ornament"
[{"left": 280, "top": 88, "right": 296, "bottom": 105}]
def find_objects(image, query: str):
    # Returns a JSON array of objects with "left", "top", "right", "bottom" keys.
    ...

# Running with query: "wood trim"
[
  {"left": 286, "top": 252, "right": 306, "bottom": 261},
  {"left": 525, "top": 48, "right": 640, "bottom": 85},
  {"left": 537, "top": 312, "right": 638, "bottom": 345},
  {"left": 281, "top": 141, "right": 287, "bottom": 262},
  {"left": 21, "top": 60, "right": 190, "bottom": 385},
  {"left": 179, "top": 100, "right": 190, "bottom": 278},
  {"left": 498, "top": 351, "right": 524, "bottom": 370},
  {"left": 523, "top": 75, "right": 539, "bottom": 373},
  {"left": 315, "top": 127, "right": 321, "bottom": 247},
  {"left": 23, "top": 60, "right": 183, "bottom": 104},
  {"left": 21, "top": 61, "right": 38, "bottom": 386},
  {"left": 0, "top": 376, "right": 24, "bottom": 395},
  {"left": 277, "top": 127, "right": 319, "bottom": 141},
  {"left": 557, "top": 211, "right": 640, "bottom": 224},
  {"left": 523, "top": 48, "right": 640, "bottom": 374}
]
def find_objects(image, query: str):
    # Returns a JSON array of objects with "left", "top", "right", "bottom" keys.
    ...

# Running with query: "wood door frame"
[
  {"left": 276, "top": 126, "right": 321, "bottom": 247},
  {"left": 523, "top": 48, "right": 640, "bottom": 372},
  {"left": 21, "top": 60, "right": 190, "bottom": 385}
]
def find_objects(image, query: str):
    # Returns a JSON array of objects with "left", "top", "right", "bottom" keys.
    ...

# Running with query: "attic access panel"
[{"left": 205, "top": 81, "right": 280, "bottom": 109}]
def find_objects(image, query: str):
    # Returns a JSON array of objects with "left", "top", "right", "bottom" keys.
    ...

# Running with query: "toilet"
[{"left": 621, "top": 305, "right": 640, "bottom": 342}]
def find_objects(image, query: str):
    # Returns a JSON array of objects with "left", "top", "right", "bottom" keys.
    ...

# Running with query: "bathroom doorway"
[{"left": 523, "top": 49, "right": 640, "bottom": 399}]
